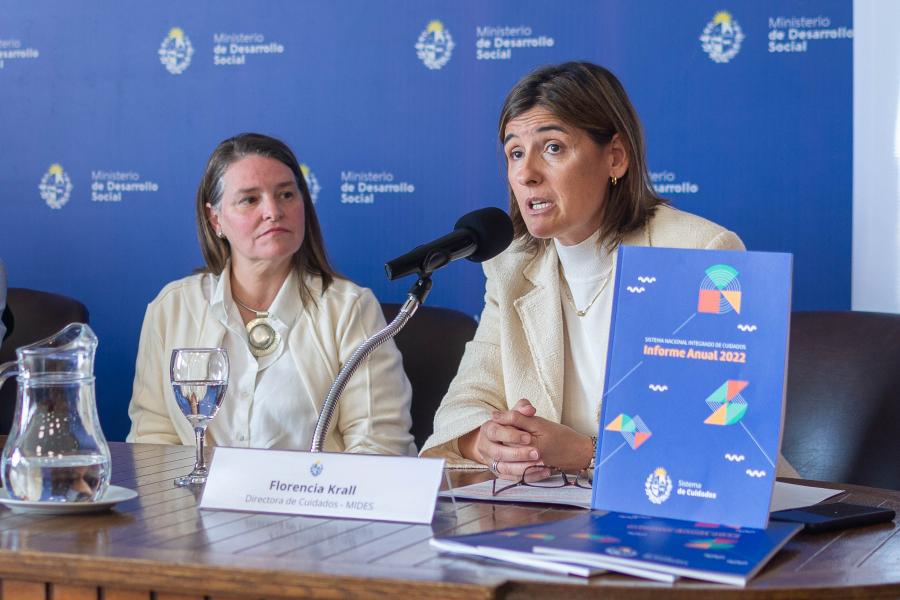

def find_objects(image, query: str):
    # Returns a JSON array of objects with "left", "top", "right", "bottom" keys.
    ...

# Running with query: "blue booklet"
[
  {"left": 534, "top": 512, "right": 801, "bottom": 586},
  {"left": 593, "top": 247, "right": 793, "bottom": 529},
  {"left": 430, "top": 537, "right": 607, "bottom": 578},
  {"left": 433, "top": 511, "right": 801, "bottom": 586}
]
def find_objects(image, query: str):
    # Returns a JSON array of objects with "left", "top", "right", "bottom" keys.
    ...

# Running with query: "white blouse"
[
  {"left": 127, "top": 265, "right": 415, "bottom": 456},
  {"left": 207, "top": 268, "right": 315, "bottom": 449}
]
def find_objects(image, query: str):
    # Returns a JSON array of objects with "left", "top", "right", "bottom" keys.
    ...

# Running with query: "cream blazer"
[
  {"left": 127, "top": 272, "right": 415, "bottom": 455},
  {"left": 421, "top": 206, "right": 798, "bottom": 477}
]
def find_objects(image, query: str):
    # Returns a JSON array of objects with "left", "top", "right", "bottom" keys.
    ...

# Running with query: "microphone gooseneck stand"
[{"left": 309, "top": 275, "right": 432, "bottom": 452}]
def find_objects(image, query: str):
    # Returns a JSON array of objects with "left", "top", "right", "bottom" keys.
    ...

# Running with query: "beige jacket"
[
  {"left": 421, "top": 205, "right": 798, "bottom": 477},
  {"left": 127, "top": 272, "right": 415, "bottom": 455}
]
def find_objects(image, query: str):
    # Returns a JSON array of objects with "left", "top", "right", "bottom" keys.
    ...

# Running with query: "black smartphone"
[{"left": 771, "top": 502, "right": 895, "bottom": 533}]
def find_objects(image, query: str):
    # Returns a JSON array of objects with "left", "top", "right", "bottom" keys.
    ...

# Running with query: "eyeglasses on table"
[{"left": 491, "top": 465, "right": 593, "bottom": 496}]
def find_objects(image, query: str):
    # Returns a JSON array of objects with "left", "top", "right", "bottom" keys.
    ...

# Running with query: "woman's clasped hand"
[{"left": 461, "top": 399, "right": 594, "bottom": 480}]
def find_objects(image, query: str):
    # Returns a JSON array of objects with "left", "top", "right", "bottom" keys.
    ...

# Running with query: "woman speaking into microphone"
[
  {"left": 421, "top": 62, "right": 797, "bottom": 480},
  {"left": 127, "top": 133, "right": 414, "bottom": 455}
]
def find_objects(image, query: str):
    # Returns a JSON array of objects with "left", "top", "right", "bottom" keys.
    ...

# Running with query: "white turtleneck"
[{"left": 554, "top": 230, "right": 615, "bottom": 437}]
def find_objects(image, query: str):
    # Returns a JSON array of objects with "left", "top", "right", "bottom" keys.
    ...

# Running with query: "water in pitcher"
[
  {"left": 0, "top": 324, "right": 112, "bottom": 502},
  {"left": 5, "top": 454, "right": 109, "bottom": 502}
]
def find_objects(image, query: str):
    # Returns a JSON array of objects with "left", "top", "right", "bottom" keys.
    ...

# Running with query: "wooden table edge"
[{"left": 0, "top": 548, "right": 501, "bottom": 600}]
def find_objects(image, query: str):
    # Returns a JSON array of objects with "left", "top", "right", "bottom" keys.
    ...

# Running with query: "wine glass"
[{"left": 170, "top": 348, "right": 229, "bottom": 487}]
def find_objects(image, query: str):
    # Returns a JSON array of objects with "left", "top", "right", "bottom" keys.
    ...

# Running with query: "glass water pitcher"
[{"left": 0, "top": 323, "right": 111, "bottom": 502}]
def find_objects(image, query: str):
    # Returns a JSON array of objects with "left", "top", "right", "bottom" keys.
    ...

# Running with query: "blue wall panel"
[{"left": 0, "top": 1, "right": 853, "bottom": 440}]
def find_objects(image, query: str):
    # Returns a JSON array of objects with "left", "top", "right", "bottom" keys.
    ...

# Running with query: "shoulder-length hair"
[
  {"left": 195, "top": 132, "right": 338, "bottom": 306},
  {"left": 498, "top": 61, "right": 665, "bottom": 253}
]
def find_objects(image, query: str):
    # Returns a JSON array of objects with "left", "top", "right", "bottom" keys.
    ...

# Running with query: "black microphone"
[{"left": 384, "top": 207, "right": 514, "bottom": 280}]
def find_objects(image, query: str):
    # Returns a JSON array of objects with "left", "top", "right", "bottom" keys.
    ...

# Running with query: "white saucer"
[{"left": 0, "top": 485, "right": 138, "bottom": 515}]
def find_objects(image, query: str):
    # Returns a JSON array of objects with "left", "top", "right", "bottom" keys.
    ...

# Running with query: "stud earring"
[{"left": 216, "top": 230, "right": 224, "bottom": 239}]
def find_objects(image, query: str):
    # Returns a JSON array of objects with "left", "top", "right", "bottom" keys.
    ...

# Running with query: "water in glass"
[
  {"left": 170, "top": 348, "right": 228, "bottom": 487},
  {"left": 172, "top": 380, "right": 227, "bottom": 426}
]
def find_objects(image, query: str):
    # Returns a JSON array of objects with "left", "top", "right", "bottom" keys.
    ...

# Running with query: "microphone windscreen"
[{"left": 454, "top": 207, "right": 514, "bottom": 262}]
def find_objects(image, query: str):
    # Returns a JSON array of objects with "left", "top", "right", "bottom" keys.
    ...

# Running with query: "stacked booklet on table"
[
  {"left": 432, "top": 247, "right": 801, "bottom": 586},
  {"left": 431, "top": 510, "right": 801, "bottom": 586}
]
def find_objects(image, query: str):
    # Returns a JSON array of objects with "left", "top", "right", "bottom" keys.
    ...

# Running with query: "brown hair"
[
  {"left": 498, "top": 61, "right": 665, "bottom": 253},
  {"left": 195, "top": 132, "right": 338, "bottom": 306}
]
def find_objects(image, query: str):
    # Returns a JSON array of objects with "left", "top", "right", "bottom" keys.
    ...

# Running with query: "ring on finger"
[{"left": 489, "top": 457, "right": 501, "bottom": 476}]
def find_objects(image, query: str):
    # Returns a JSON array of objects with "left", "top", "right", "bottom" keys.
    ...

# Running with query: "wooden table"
[{"left": 0, "top": 442, "right": 896, "bottom": 600}]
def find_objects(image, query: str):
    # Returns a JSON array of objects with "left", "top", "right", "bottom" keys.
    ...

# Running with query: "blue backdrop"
[{"left": 0, "top": 1, "right": 853, "bottom": 441}]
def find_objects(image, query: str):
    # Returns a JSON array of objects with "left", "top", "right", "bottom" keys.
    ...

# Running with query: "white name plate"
[{"left": 199, "top": 447, "right": 444, "bottom": 524}]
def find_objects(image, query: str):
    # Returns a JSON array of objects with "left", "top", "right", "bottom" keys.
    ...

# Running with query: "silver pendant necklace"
[{"left": 232, "top": 294, "right": 281, "bottom": 357}]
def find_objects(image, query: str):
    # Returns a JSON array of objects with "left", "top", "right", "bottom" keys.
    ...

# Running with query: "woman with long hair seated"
[{"left": 128, "top": 133, "right": 414, "bottom": 455}]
